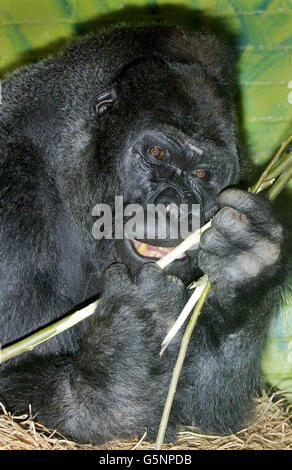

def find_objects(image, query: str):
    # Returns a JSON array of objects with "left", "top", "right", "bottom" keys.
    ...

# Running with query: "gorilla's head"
[{"left": 86, "top": 29, "right": 240, "bottom": 282}]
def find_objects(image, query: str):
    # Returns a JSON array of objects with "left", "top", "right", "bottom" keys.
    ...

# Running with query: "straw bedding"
[{"left": 0, "top": 390, "right": 291, "bottom": 450}]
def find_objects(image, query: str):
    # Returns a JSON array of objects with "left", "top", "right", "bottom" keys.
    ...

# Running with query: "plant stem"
[
  {"left": 0, "top": 301, "right": 99, "bottom": 363},
  {"left": 268, "top": 151, "right": 292, "bottom": 179},
  {"left": 267, "top": 163, "right": 292, "bottom": 201},
  {"left": 155, "top": 280, "right": 211, "bottom": 450},
  {"left": 156, "top": 221, "right": 211, "bottom": 269},
  {"left": 249, "top": 132, "right": 292, "bottom": 194}
]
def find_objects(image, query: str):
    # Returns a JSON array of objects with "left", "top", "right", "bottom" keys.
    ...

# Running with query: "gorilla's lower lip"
[{"left": 132, "top": 239, "right": 186, "bottom": 259}]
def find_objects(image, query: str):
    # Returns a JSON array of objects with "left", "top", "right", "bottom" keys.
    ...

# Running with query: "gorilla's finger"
[
  {"left": 103, "top": 263, "right": 132, "bottom": 288},
  {"left": 215, "top": 191, "right": 283, "bottom": 243},
  {"left": 198, "top": 250, "right": 223, "bottom": 282},
  {"left": 212, "top": 206, "right": 256, "bottom": 248},
  {"left": 216, "top": 189, "right": 271, "bottom": 223},
  {"left": 200, "top": 225, "right": 227, "bottom": 255},
  {"left": 135, "top": 262, "right": 164, "bottom": 287}
]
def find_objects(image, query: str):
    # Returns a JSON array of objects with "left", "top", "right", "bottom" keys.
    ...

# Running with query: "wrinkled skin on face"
[
  {"left": 118, "top": 121, "right": 233, "bottom": 281},
  {"left": 0, "top": 25, "right": 288, "bottom": 444}
]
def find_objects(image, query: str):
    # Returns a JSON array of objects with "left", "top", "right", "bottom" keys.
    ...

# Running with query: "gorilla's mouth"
[{"left": 132, "top": 239, "right": 186, "bottom": 260}]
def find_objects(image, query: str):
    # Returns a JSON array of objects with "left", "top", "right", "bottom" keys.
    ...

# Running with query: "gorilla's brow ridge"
[{"left": 159, "top": 124, "right": 204, "bottom": 157}]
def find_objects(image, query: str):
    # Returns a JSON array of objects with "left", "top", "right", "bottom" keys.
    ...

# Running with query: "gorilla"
[{"left": 0, "top": 24, "right": 287, "bottom": 444}]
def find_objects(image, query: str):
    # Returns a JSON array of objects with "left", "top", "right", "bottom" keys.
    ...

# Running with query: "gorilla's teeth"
[{"left": 132, "top": 240, "right": 185, "bottom": 259}]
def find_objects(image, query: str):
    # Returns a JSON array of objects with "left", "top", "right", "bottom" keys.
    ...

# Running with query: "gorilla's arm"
[{"left": 0, "top": 137, "right": 92, "bottom": 354}]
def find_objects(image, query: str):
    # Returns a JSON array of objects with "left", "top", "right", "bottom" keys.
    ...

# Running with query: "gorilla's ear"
[{"left": 92, "top": 88, "right": 116, "bottom": 115}]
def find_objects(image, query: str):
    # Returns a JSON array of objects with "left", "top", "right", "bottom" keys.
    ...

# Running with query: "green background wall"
[{"left": 0, "top": 1, "right": 291, "bottom": 396}]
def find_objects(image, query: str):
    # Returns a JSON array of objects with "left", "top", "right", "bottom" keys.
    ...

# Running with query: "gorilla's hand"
[
  {"left": 198, "top": 188, "right": 284, "bottom": 311},
  {"left": 83, "top": 263, "right": 188, "bottom": 363}
]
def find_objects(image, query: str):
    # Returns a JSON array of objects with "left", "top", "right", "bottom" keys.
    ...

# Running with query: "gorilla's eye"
[
  {"left": 194, "top": 169, "right": 207, "bottom": 179},
  {"left": 149, "top": 146, "right": 165, "bottom": 159}
]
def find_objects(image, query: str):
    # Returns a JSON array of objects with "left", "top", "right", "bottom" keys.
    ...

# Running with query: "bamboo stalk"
[
  {"left": 249, "top": 151, "right": 292, "bottom": 195},
  {"left": 267, "top": 151, "right": 292, "bottom": 179},
  {"left": 155, "top": 279, "right": 211, "bottom": 449},
  {"left": 159, "top": 275, "right": 209, "bottom": 357},
  {"left": 156, "top": 221, "right": 211, "bottom": 269},
  {"left": 249, "top": 132, "right": 292, "bottom": 194},
  {"left": 0, "top": 302, "right": 99, "bottom": 363},
  {"left": 267, "top": 163, "right": 292, "bottom": 201}
]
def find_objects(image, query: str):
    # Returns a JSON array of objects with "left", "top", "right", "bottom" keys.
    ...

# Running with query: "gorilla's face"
[
  {"left": 90, "top": 55, "right": 240, "bottom": 283},
  {"left": 114, "top": 121, "right": 239, "bottom": 283}
]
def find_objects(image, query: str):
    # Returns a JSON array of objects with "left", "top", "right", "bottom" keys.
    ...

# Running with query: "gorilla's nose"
[
  {"left": 154, "top": 188, "right": 181, "bottom": 207},
  {"left": 154, "top": 188, "right": 182, "bottom": 220}
]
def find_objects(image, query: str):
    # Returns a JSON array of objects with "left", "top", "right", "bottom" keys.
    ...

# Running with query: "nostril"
[{"left": 154, "top": 188, "right": 182, "bottom": 207}]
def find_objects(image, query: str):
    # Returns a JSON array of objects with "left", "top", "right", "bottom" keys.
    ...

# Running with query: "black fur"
[{"left": 0, "top": 25, "right": 287, "bottom": 444}]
